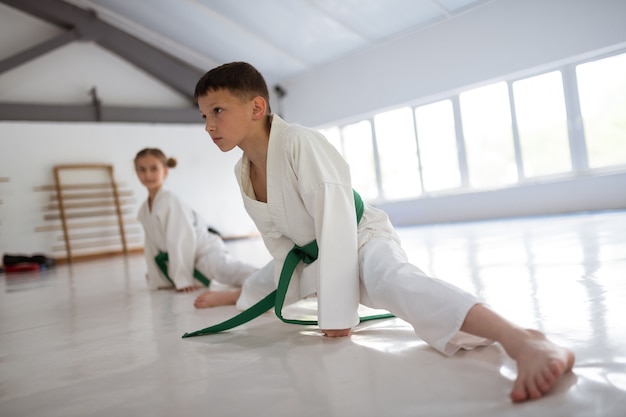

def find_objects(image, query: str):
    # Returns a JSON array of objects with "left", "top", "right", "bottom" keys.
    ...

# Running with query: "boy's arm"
[
  {"left": 303, "top": 182, "right": 360, "bottom": 331},
  {"left": 285, "top": 123, "right": 361, "bottom": 332}
]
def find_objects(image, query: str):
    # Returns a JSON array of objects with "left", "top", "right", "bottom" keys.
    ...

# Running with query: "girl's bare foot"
[
  {"left": 504, "top": 329, "right": 575, "bottom": 402},
  {"left": 178, "top": 285, "right": 202, "bottom": 293},
  {"left": 194, "top": 289, "right": 241, "bottom": 308}
]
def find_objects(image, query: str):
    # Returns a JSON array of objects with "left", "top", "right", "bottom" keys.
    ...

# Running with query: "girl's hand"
[
  {"left": 177, "top": 285, "right": 199, "bottom": 293},
  {"left": 322, "top": 328, "right": 351, "bottom": 337}
]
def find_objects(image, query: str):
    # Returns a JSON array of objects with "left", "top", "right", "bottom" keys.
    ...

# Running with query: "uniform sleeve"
[
  {"left": 143, "top": 235, "right": 170, "bottom": 290},
  {"left": 302, "top": 183, "right": 360, "bottom": 330},
  {"left": 293, "top": 129, "right": 360, "bottom": 330},
  {"left": 138, "top": 202, "right": 173, "bottom": 290},
  {"left": 162, "top": 196, "right": 197, "bottom": 290}
]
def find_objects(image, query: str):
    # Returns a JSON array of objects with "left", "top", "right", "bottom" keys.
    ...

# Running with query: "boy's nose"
[{"left": 205, "top": 119, "right": 214, "bottom": 133}]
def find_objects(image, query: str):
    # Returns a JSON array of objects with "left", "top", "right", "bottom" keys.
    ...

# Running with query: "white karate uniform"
[
  {"left": 235, "top": 115, "right": 489, "bottom": 356},
  {"left": 137, "top": 187, "right": 258, "bottom": 291}
]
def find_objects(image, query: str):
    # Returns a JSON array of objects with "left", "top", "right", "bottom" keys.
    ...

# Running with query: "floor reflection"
[
  {"left": 1, "top": 210, "right": 625, "bottom": 416},
  {"left": 396, "top": 210, "right": 626, "bottom": 355}
]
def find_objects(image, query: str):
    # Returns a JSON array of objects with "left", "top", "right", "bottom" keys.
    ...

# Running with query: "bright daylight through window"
[{"left": 318, "top": 50, "right": 626, "bottom": 202}]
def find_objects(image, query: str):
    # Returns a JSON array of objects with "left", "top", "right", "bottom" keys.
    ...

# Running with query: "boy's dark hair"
[{"left": 194, "top": 62, "right": 272, "bottom": 113}]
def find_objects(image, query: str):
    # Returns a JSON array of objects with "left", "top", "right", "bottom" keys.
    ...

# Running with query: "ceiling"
[{"left": 0, "top": 0, "right": 492, "bottom": 122}]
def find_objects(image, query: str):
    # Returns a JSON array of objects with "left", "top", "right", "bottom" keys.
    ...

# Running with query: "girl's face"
[{"left": 135, "top": 155, "right": 168, "bottom": 194}]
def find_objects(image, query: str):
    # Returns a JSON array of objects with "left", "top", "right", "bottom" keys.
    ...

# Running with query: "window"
[
  {"left": 576, "top": 53, "right": 626, "bottom": 168},
  {"left": 317, "top": 50, "right": 626, "bottom": 203},
  {"left": 341, "top": 120, "right": 379, "bottom": 199},
  {"left": 460, "top": 82, "right": 517, "bottom": 188},
  {"left": 373, "top": 108, "right": 422, "bottom": 199},
  {"left": 414, "top": 99, "right": 462, "bottom": 191},
  {"left": 513, "top": 71, "right": 571, "bottom": 177}
]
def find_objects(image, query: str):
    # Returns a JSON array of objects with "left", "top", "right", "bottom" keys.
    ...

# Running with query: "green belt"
[
  {"left": 182, "top": 190, "right": 394, "bottom": 338},
  {"left": 155, "top": 252, "right": 211, "bottom": 288}
]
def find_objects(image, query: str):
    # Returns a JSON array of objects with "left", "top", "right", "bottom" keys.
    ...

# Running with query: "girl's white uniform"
[
  {"left": 235, "top": 115, "right": 490, "bottom": 356},
  {"left": 137, "top": 187, "right": 258, "bottom": 291}
]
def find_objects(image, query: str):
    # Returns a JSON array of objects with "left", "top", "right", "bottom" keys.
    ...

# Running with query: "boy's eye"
[{"left": 214, "top": 108, "right": 222, "bottom": 114}]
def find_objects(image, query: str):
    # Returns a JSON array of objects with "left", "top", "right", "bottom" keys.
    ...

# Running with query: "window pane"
[
  {"left": 374, "top": 107, "right": 422, "bottom": 199},
  {"left": 577, "top": 53, "right": 626, "bottom": 168},
  {"left": 460, "top": 82, "right": 517, "bottom": 188},
  {"left": 341, "top": 121, "right": 378, "bottom": 199},
  {"left": 513, "top": 71, "right": 571, "bottom": 177},
  {"left": 414, "top": 100, "right": 462, "bottom": 191}
]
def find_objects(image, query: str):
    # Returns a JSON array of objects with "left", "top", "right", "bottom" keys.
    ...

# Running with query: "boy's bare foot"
[
  {"left": 194, "top": 289, "right": 241, "bottom": 308},
  {"left": 504, "top": 329, "right": 575, "bottom": 402}
]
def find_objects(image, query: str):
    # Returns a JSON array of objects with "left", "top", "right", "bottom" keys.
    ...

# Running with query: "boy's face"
[{"left": 197, "top": 88, "right": 259, "bottom": 153}]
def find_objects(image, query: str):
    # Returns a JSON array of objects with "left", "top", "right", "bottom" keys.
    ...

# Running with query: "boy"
[{"left": 193, "top": 62, "right": 574, "bottom": 403}]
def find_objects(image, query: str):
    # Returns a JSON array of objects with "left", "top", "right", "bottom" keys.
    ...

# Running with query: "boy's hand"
[{"left": 322, "top": 328, "right": 351, "bottom": 337}]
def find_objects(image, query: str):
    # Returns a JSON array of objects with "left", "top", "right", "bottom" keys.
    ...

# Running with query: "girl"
[{"left": 134, "top": 148, "right": 261, "bottom": 299}]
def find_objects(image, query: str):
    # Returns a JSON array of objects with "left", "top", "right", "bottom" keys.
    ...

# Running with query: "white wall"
[
  {"left": 0, "top": 4, "right": 255, "bottom": 259},
  {"left": 2, "top": 0, "right": 626, "bottom": 258},
  {"left": 377, "top": 172, "right": 626, "bottom": 226},
  {"left": 282, "top": 0, "right": 626, "bottom": 127},
  {"left": 0, "top": 121, "right": 255, "bottom": 257}
]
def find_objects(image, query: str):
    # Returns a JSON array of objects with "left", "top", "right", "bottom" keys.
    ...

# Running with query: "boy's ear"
[{"left": 251, "top": 96, "right": 267, "bottom": 120}]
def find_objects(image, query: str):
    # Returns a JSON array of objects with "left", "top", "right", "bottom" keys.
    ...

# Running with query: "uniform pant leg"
[
  {"left": 194, "top": 232, "right": 259, "bottom": 287},
  {"left": 359, "top": 238, "right": 490, "bottom": 356},
  {"left": 236, "top": 261, "right": 276, "bottom": 310}
]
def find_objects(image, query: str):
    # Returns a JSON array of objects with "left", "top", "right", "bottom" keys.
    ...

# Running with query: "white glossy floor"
[{"left": 1, "top": 210, "right": 625, "bottom": 417}]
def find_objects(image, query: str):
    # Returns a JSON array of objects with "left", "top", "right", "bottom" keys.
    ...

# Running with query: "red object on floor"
[{"left": 4, "top": 263, "right": 40, "bottom": 273}]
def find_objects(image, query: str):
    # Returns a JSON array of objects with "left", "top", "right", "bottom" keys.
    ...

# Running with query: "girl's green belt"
[
  {"left": 155, "top": 252, "right": 211, "bottom": 287},
  {"left": 157, "top": 190, "right": 394, "bottom": 339}
]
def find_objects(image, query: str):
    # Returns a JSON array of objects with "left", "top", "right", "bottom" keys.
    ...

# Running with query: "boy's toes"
[
  {"left": 549, "top": 358, "right": 567, "bottom": 378},
  {"left": 511, "top": 375, "right": 546, "bottom": 402},
  {"left": 535, "top": 373, "right": 552, "bottom": 393},
  {"left": 510, "top": 378, "right": 529, "bottom": 403},
  {"left": 510, "top": 387, "right": 528, "bottom": 403},
  {"left": 526, "top": 379, "right": 542, "bottom": 400}
]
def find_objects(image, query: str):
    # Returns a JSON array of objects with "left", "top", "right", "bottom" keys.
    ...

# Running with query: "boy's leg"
[
  {"left": 359, "top": 238, "right": 574, "bottom": 402},
  {"left": 359, "top": 238, "right": 489, "bottom": 355},
  {"left": 460, "top": 304, "right": 575, "bottom": 402}
]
